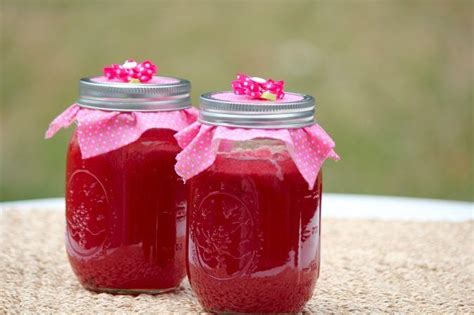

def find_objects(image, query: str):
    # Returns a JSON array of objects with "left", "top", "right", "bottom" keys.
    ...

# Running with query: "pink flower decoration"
[
  {"left": 103, "top": 59, "right": 157, "bottom": 83},
  {"left": 232, "top": 74, "right": 285, "bottom": 101}
]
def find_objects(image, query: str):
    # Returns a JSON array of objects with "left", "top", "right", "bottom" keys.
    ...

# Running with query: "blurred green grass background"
[{"left": 1, "top": 0, "right": 473, "bottom": 201}]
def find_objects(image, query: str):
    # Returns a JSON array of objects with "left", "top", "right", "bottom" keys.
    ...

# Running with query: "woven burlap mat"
[{"left": 0, "top": 209, "right": 472, "bottom": 313}]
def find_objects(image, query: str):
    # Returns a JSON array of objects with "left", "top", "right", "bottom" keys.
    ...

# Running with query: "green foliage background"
[{"left": 1, "top": 0, "right": 472, "bottom": 201}]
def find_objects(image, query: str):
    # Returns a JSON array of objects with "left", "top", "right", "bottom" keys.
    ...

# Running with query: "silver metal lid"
[
  {"left": 199, "top": 91, "right": 315, "bottom": 128},
  {"left": 77, "top": 77, "right": 191, "bottom": 111}
]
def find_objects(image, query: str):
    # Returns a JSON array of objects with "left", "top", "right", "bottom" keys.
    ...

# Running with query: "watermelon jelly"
[
  {"left": 174, "top": 75, "right": 339, "bottom": 313},
  {"left": 46, "top": 60, "right": 197, "bottom": 294}
]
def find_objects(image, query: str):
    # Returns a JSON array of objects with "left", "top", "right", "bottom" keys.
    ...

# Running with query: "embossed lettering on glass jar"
[
  {"left": 175, "top": 90, "right": 339, "bottom": 312},
  {"left": 46, "top": 73, "right": 197, "bottom": 294}
]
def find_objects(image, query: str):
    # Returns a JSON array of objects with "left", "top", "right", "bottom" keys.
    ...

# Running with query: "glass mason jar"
[
  {"left": 64, "top": 76, "right": 193, "bottom": 294},
  {"left": 184, "top": 91, "right": 330, "bottom": 313}
]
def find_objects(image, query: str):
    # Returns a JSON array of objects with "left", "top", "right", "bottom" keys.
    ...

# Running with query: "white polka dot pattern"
[
  {"left": 174, "top": 122, "right": 339, "bottom": 189},
  {"left": 45, "top": 104, "right": 198, "bottom": 159}
]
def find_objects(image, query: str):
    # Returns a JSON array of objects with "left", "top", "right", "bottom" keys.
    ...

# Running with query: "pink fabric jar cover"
[
  {"left": 46, "top": 104, "right": 198, "bottom": 158},
  {"left": 174, "top": 89, "right": 339, "bottom": 190}
]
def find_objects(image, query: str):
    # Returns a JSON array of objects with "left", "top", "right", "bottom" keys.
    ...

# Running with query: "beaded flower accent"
[
  {"left": 103, "top": 59, "right": 157, "bottom": 83},
  {"left": 232, "top": 74, "right": 285, "bottom": 101}
]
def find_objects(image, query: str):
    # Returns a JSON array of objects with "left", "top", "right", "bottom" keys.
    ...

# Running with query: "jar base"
[
  {"left": 84, "top": 285, "right": 180, "bottom": 295},
  {"left": 205, "top": 309, "right": 303, "bottom": 314}
]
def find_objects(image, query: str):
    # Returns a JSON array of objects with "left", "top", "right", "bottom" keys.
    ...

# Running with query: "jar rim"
[
  {"left": 77, "top": 76, "right": 191, "bottom": 112},
  {"left": 198, "top": 91, "right": 316, "bottom": 129}
]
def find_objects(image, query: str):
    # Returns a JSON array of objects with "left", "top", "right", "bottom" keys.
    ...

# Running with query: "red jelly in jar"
[
  {"left": 188, "top": 141, "right": 322, "bottom": 312},
  {"left": 52, "top": 75, "right": 195, "bottom": 294},
  {"left": 180, "top": 91, "right": 337, "bottom": 312}
]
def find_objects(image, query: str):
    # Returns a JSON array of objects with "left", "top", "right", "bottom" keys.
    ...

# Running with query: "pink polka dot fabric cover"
[
  {"left": 45, "top": 104, "right": 198, "bottom": 159},
  {"left": 175, "top": 122, "right": 340, "bottom": 189},
  {"left": 212, "top": 91, "right": 304, "bottom": 103},
  {"left": 91, "top": 75, "right": 179, "bottom": 85}
]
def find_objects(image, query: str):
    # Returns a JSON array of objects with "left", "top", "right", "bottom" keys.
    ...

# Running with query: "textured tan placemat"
[{"left": 1, "top": 209, "right": 472, "bottom": 313}]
